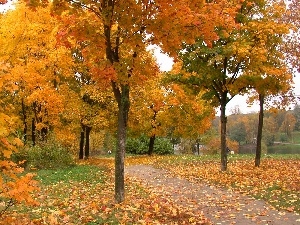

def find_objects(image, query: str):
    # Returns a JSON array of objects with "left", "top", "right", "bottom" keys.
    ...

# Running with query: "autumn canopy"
[{"left": 0, "top": 0, "right": 296, "bottom": 206}]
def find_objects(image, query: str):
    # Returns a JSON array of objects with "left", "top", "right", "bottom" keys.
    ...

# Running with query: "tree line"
[{"left": 0, "top": 0, "right": 299, "bottom": 204}]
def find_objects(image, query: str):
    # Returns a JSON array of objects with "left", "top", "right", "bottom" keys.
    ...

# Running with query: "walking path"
[{"left": 126, "top": 165, "right": 300, "bottom": 225}]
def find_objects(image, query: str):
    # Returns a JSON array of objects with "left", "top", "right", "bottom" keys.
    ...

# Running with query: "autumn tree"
[
  {"left": 283, "top": 0, "right": 300, "bottom": 72},
  {"left": 242, "top": 0, "right": 293, "bottom": 166},
  {"left": 279, "top": 112, "right": 296, "bottom": 141},
  {"left": 170, "top": 0, "right": 292, "bottom": 170},
  {"left": 129, "top": 69, "right": 214, "bottom": 155},
  {"left": 23, "top": 0, "right": 240, "bottom": 202},
  {"left": 228, "top": 120, "right": 247, "bottom": 145},
  {"left": 293, "top": 104, "right": 300, "bottom": 131},
  {"left": 262, "top": 113, "right": 278, "bottom": 146},
  {"left": 0, "top": 3, "right": 73, "bottom": 146},
  {"left": 0, "top": 15, "right": 39, "bottom": 216}
]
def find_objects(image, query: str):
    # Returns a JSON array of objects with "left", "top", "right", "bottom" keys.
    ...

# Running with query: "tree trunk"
[
  {"left": 148, "top": 107, "right": 159, "bottom": 156},
  {"left": 112, "top": 82, "right": 130, "bottom": 203},
  {"left": 255, "top": 94, "right": 264, "bottom": 167},
  {"left": 41, "top": 127, "right": 48, "bottom": 141},
  {"left": 220, "top": 98, "right": 228, "bottom": 171},
  {"left": 21, "top": 99, "right": 27, "bottom": 143},
  {"left": 32, "top": 118, "right": 36, "bottom": 146},
  {"left": 85, "top": 126, "right": 92, "bottom": 159},
  {"left": 148, "top": 134, "right": 156, "bottom": 155},
  {"left": 79, "top": 131, "right": 84, "bottom": 159}
]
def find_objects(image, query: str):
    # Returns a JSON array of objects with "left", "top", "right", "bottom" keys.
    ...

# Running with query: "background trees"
[
  {"left": 46, "top": 0, "right": 239, "bottom": 202},
  {"left": 0, "top": 0, "right": 298, "bottom": 209},
  {"left": 0, "top": 3, "right": 72, "bottom": 145},
  {"left": 170, "top": 0, "right": 293, "bottom": 170}
]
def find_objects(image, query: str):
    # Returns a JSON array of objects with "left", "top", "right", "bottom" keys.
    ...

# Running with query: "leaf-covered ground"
[
  {"left": 153, "top": 155, "right": 300, "bottom": 214},
  {"left": 1, "top": 154, "right": 299, "bottom": 224},
  {"left": 1, "top": 159, "right": 209, "bottom": 224}
]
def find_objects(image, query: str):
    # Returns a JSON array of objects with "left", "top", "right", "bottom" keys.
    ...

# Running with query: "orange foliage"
[{"left": 0, "top": 111, "right": 39, "bottom": 217}]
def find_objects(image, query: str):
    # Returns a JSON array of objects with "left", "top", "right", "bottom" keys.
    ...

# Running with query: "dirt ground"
[{"left": 126, "top": 165, "right": 300, "bottom": 225}]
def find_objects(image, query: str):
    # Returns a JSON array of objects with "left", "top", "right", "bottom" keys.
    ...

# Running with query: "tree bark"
[
  {"left": 79, "top": 131, "right": 84, "bottom": 159},
  {"left": 21, "top": 99, "right": 27, "bottom": 143},
  {"left": 32, "top": 118, "right": 36, "bottom": 146},
  {"left": 220, "top": 96, "right": 228, "bottom": 171},
  {"left": 148, "top": 107, "right": 159, "bottom": 156},
  {"left": 112, "top": 82, "right": 130, "bottom": 203},
  {"left": 85, "top": 126, "right": 92, "bottom": 159},
  {"left": 255, "top": 94, "right": 264, "bottom": 167},
  {"left": 148, "top": 135, "right": 156, "bottom": 155}
]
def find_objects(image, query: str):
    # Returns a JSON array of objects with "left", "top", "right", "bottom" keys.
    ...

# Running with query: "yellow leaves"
[
  {"left": 157, "top": 156, "right": 300, "bottom": 213},
  {"left": 2, "top": 149, "right": 12, "bottom": 158}
]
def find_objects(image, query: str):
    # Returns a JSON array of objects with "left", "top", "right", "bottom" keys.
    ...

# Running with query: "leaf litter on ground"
[{"left": 1, "top": 155, "right": 299, "bottom": 224}]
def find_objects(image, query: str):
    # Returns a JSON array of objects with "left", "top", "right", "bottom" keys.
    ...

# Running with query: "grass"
[
  {"left": 36, "top": 165, "right": 106, "bottom": 185},
  {"left": 290, "top": 131, "right": 300, "bottom": 144}
]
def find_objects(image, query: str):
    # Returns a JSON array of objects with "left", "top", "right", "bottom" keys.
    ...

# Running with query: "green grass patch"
[
  {"left": 156, "top": 153, "right": 300, "bottom": 164},
  {"left": 253, "top": 186, "right": 300, "bottom": 213},
  {"left": 36, "top": 165, "right": 106, "bottom": 185}
]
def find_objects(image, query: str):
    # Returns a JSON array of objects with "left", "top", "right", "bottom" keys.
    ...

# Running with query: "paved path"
[{"left": 126, "top": 165, "right": 300, "bottom": 225}]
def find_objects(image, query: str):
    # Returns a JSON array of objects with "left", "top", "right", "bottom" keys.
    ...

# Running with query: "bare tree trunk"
[
  {"left": 148, "top": 106, "right": 159, "bottom": 156},
  {"left": 85, "top": 126, "right": 92, "bottom": 159},
  {"left": 220, "top": 96, "right": 228, "bottom": 171},
  {"left": 79, "top": 131, "right": 84, "bottom": 159},
  {"left": 32, "top": 118, "right": 36, "bottom": 146},
  {"left": 112, "top": 82, "right": 130, "bottom": 203},
  {"left": 148, "top": 135, "right": 155, "bottom": 155},
  {"left": 255, "top": 94, "right": 264, "bottom": 167},
  {"left": 21, "top": 99, "right": 27, "bottom": 143}
]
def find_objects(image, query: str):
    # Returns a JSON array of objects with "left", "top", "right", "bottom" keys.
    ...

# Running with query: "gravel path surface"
[{"left": 126, "top": 165, "right": 300, "bottom": 225}]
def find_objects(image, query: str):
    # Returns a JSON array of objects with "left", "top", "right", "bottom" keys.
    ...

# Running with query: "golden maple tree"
[{"left": 30, "top": 0, "right": 238, "bottom": 202}]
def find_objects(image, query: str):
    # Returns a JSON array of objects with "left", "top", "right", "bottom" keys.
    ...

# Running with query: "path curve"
[{"left": 125, "top": 165, "right": 300, "bottom": 225}]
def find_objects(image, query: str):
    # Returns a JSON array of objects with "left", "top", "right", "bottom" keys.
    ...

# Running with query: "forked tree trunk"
[
  {"left": 255, "top": 94, "right": 264, "bottom": 167},
  {"left": 79, "top": 131, "right": 84, "bottom": 159},
  {"left": 85, "top": 126, "right": 92, "bottom": 159},
  {"left": 148, "top": 135, "right": 156, "bottom": 155},
  {"left": 220, "top": 94, "right": 228, "bottom": 171}
]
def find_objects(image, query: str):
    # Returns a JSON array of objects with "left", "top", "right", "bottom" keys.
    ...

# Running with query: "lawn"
[{"left": 1, "top": 154, "right": 299, "bottom": 224}]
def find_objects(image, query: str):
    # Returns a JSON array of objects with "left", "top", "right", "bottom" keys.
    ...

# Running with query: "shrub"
[
  {"left": 13, "top": 141, "right": 74, "bottom": 169},
  {"left": 154, "top": 137, "right": 173, "bottom": 155},
  {"left": 126, "top": 136, "right": 148, "bottom": 154},
  {"left": 126, "top": 135, "right": 173, "bottom": 155}
]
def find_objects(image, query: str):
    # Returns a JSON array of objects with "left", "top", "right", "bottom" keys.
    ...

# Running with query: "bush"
[
  {"left": 126, "top": 135, "right": 173, "bottom": 155},
  {"left": 13, "top": 142, "right": 74, "bottom": 169},
  {"left": 154, "top": 137, "right": 173, "bottom": 155},
  {"left": 126, "top": 136, "right": 148, "bottom": 154}
]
